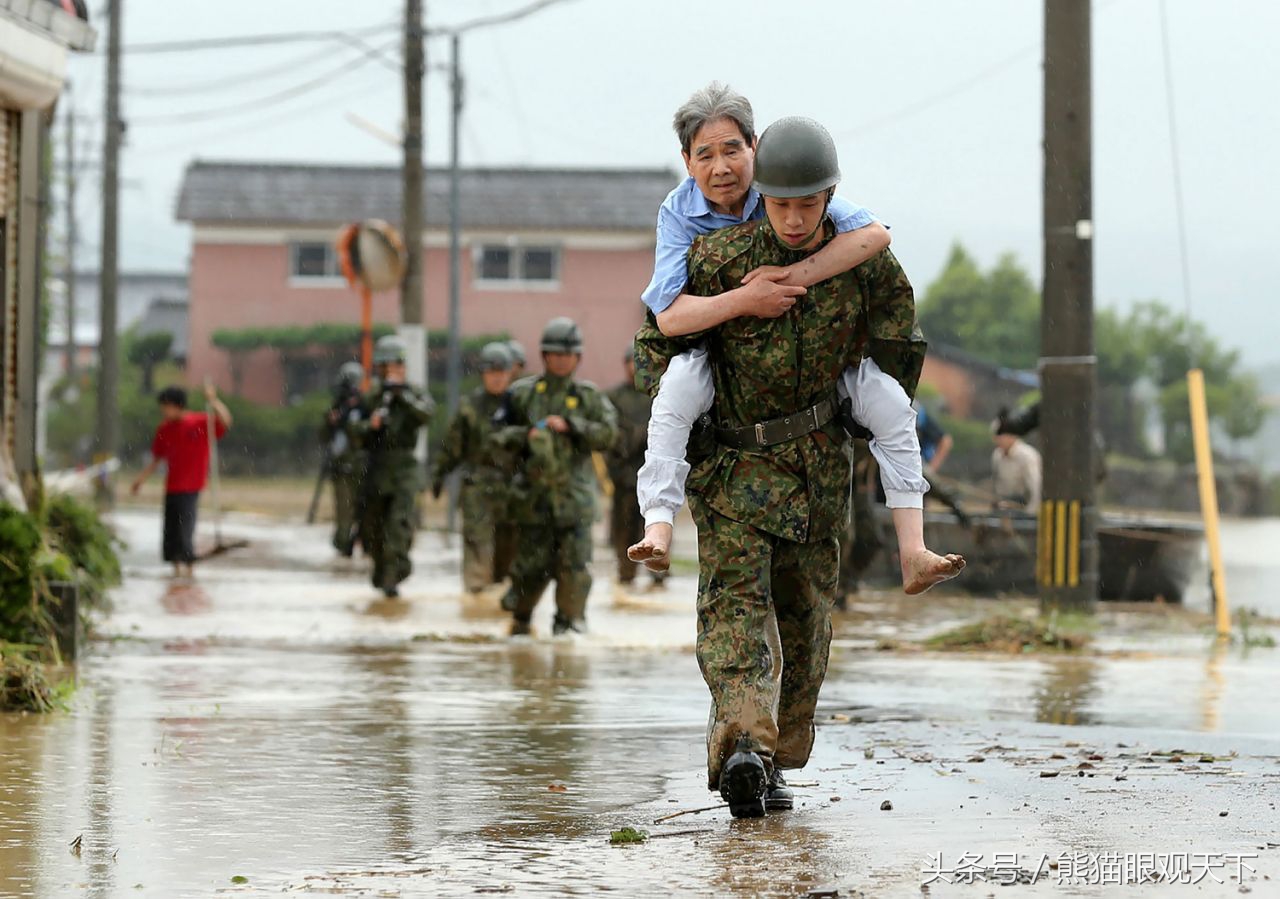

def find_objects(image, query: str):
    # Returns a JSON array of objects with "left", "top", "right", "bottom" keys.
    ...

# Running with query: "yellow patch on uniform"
[
  {"left": 566, "top": 396, "right": 579, "bottom": 410},
  {"left": 535, "top": 381, "right": 547, "bottom": 393}
]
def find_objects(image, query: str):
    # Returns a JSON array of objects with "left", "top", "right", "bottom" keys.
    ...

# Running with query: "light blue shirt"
[{"left": 640, "top": 176, "right": 880, "bottom": 315}]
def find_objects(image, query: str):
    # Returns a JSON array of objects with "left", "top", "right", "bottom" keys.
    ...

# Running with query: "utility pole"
[
  {"left": 1038, "top": 0, "right": 1097, "bottom": 612},
  {"left": 400, "top": 0, "right": 425, "bottom": 327},
  {"left": 97, "top": 0, "right": 123, "bottom": 479},
  {"left": 446, "top": 32, "right": 462, "bottom": 417},
  {"left": 63, "top": 98, "right": 77, "bottom": 381}
]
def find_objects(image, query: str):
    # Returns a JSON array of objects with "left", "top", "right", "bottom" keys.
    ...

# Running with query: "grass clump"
[
  {"left": 925, "top": 612, "right": 1093, "bottom": 654},
  {"left": 609, "top": 827, "right": 649, "bottom": 845},
  {"left": 0, "top": 644, "right": 70, "bottom": 713}
]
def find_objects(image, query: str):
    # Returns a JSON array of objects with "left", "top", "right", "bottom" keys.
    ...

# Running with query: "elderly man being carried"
[{"left": 627, "top": 82, "right": 962, "bottom": 595}]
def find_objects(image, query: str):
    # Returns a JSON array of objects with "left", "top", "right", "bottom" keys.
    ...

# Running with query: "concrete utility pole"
[
  {"left": 400, "top": 0, "right": 425, "bottom": 327},
  {"left": 63, "top": 98, "right": 77, "bottom": 380},
  {"left": 446, "top": 32, "right": 462, "bottom": 418},
  {"left": 97, "top": 0, "right": 123, "bottom": 473},
  {"left": 1039, "top": 0, "right": 1097, "bottom": 612}
]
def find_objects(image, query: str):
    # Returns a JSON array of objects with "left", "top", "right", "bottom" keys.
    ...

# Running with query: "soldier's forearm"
[{"left": 796, "top": 223, "right": 890, "bottom": 287}]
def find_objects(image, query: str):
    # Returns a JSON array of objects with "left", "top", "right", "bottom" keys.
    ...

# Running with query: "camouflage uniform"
[
  {"left": 494, "top": 373, "right": 619, "bottom": 629},
  {"left": 320, "top": 388, "right": 367, "bottom": 556},
  {"left": 432, "top": 386, "right": 516, "bottom": 592},
  {"left": 350, "top": 383, "right": 434, "bottom": 593},
  {"left": 634, "top": 220, "right": 924, "bottom": 788},
  {"left": 605, "top": 377, "right": 655, "bottom": 584}
]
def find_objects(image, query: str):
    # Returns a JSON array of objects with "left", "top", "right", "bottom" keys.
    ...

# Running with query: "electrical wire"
[
  {"left": 102, "top": 21, "right": 399, "bottom": 54},
  {"left": 127, "top": 43, "right": 361, "bottom": 97},
  {"left": 127, "top": 39, "right": 397, "bottom": 126},
  {"left": 1157, "top": 0, "right": 1195, "bottom": 343}
]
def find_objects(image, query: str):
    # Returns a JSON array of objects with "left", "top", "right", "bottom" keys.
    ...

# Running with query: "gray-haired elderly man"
[{"left": 630, "top": 82, "right": 894, "bottom": 568}]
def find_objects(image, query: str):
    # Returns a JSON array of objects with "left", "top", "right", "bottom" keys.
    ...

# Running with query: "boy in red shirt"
[{"left": 130, "top": 384, "right": 233, "bottom": 577}]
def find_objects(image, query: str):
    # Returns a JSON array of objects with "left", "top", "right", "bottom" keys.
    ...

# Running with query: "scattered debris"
[
  {"left": 1040, "top": 771, "right": 1059, "bottom": 778},
  {"left": 69, "top": 834, "right": 82, "bottom": 856},
  {"left": 230, "top": 875, "right": 248, "bottom": 884},
  {"left": 652, "top": 803, "right": 727, "bottom": 824},
  {"left": 830, "top": 796, "right": 842, "bottom": 803},
  {"left": 880, "top": 800, "right": 893, "bottom": 811},
  {"left": 922, "top": 613, "right": 1091, "bottom": 653},
  {"left": 609, "top": 827, "right": 648, "bottom": 845},
  {"left": 547, "top": 783, "right": 568, "bottom": 793},
  {"left": 1220, "top": 810, "right": 1229, "bottom": 817}
]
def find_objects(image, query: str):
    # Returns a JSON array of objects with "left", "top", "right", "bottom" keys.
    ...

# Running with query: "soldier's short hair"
[{"left": 672, "top": 81, "right": 755, "bottom": 156}]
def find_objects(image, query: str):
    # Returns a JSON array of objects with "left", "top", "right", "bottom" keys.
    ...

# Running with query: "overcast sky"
[{"left": 62, "top": 0, "right": 1280, "bottom": 372}]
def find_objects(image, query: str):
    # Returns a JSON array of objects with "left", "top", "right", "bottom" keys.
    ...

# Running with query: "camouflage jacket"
[
  {"left": 633, "top": 218, "right": 925, "bottom": 544},
  {"left": 319, "top": 390, "right": 367, "bottom": 474},
  {"left": 604, "top": 381, "right": 651, "bottom": 488},
  {"left": 348, "top": 382, "right": 435, "bottom": 492},
  {"left": 492, "top": 372, "right": 619, "bottom": 527},
  {"left": 432, "top": 387, "right": 516, "bottom": 489}
]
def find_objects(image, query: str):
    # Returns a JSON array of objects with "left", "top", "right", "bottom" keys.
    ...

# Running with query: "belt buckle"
[{"left": 755, "top": 422, "right": 766, "bottom": 446}]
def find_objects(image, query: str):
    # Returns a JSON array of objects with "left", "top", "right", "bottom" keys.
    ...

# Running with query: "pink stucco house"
[{"left": 175, "top": 161, "right": 677, "bottom": 404}]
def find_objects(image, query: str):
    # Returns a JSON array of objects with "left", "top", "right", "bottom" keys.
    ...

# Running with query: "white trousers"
[{"left": 637, "top": 348, "right": 928, "bottom": 528}]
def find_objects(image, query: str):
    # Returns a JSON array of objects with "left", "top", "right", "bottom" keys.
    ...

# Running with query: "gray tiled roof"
[
  {"left": 175, "top": 161, "right": 679, "bottom": 231},
  {"left": 136, "top": 297, "right": 189, "bottom": 359}
]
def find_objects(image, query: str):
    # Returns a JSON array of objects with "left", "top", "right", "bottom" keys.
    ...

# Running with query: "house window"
[
  {"left": 474, "top": 244, "right": 560, "bottom": 288},
  {"left": 290, "top": 242, "right": 341, "bottom": 280}
]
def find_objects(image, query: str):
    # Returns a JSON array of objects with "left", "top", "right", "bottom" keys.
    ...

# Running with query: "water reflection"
[
  {"left": 1033, "top": 656, "right": 1100, "bottom": 726},
  {"left": 159, "top": 581, "right": 212, "bottom": 616}
]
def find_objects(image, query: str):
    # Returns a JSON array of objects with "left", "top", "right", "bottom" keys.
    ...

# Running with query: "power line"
[
  {"left": 436, "top": 0, "right": 581, "bottom": 34},
  {"left": 126, "top": 43, "right": 366, "bottom": 97},
  {"left": 127, "top": 40, "right": 396, "bottom": 126},
  {"left": 1157, "top": 0, "right": 1195, "bottom": 337},
  {"left": 100, "top": 21, "right": 398, "bottom": 54}
]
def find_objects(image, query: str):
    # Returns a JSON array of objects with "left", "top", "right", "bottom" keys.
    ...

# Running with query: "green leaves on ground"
[
  {"left": 924, "top": 613, "right": 1093, "bottom": 653},
  {"left": 609, "top": 827, "right": 648, "bottom": 845}
]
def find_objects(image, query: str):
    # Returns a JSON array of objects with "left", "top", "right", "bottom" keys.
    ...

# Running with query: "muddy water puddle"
[{"left": 2, "top": 510, "right": 1278, "bottom": 897}]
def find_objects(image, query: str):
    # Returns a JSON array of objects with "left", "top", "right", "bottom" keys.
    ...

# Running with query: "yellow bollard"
[{"left": 1186, "top": 369, "right": 1231, "bottom": 638}]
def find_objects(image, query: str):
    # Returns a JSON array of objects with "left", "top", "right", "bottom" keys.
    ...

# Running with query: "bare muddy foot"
[
  {"left": 627, "top": 522, "right": 673, "bottom": 572},
  {"left": 902, "top": 549, "right": 966, "bottom": 595}
]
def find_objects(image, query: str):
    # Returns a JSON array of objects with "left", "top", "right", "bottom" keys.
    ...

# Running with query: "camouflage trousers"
[
  {"left": 459, "top": 482, "right": 509, "bottom": 592},
  {"left": 361, "top": 486, "right": 417, "bottom": 592},
  {"left": 493, "top": 522, "right": 518, "bottom": 583},
  {"left": 608, "top": 479, "right": 644, "bottom": 583},
  {"left": 690, "top": 496, "right": 838, "bottom": 789},
  {"left": 331, "top": 469, "right": 361, "bottom": 556},
  {"left": 509, "top": 520, "right": 593, "bottom": 625}
]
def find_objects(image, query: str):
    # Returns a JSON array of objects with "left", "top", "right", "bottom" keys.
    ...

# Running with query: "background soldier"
[
  {"left": 350, "top": 335, "right": 434, "bottom": 598},
  {"left": 606, "top": 347, "right": 664, "bottom": 587},
  {"left": 320, "top": 361, "right": 367, "bottom": 558},
  {"left": 431, "top": 342, "right": 516, "bottom": 594},
  {"left": 494, "top": 340, "right": 525, "bottom": 581},
  {"left": 495, "top": 318, "right": 618, "bottom": 636}
]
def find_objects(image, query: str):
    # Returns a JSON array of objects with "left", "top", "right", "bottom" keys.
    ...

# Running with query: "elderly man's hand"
[{"left": 739, "top": 269, "right": 804, "bottom": 319}]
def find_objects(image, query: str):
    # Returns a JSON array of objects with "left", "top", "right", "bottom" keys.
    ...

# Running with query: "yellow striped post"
[{"left": 1187, "top": 369, "right": 1231, "bottom": 638}]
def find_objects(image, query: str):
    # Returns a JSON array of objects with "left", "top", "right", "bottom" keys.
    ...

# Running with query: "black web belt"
[{"left": 715, "top": 395, "right": 838, "bottom": 450}]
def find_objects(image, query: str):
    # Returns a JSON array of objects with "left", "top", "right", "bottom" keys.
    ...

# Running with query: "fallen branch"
[{"left": 652, "top": 803, "right": 727, "bottom": 824}]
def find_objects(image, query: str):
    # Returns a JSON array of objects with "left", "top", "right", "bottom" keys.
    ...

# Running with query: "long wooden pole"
[{"left": 1186, "top": 368, "right": 1230, "bottom": 637}]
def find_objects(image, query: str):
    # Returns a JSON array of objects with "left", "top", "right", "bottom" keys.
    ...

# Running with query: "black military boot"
[
  {"left": 382, "top": 584, "right": 400, "bottom": 599},
  {"left": 765, "top": 767, "right": 794, "bottom": 811},
  {"left": 718, "top": 736, "right": 767, "bottom": 819},
  {"left": 500, "top": 589, "right": 518, "bottom": 613},
  {"left": 552, "top": 615, "right": 586, "bottom": 637},
  {"left": 510, "top": 617, "right": 532, "bottom": 637}
]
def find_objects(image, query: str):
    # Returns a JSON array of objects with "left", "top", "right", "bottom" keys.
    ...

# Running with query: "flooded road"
[{"left": 2, "top": 510, "right": 1278, "bottom": 897}]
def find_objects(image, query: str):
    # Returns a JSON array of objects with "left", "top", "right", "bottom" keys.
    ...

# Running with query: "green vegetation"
[
  {"left": 609, "top": 827, "right": 649, "bottom": 845},
  {"left": 924, "top": 612, "right": 1093, "bottom": 653},
  {"left": 919, "top": 244, "right": 1266, "bottom": 462},
  {"left": 126, "top": 331, "right": 174, "bottom": 393},
  {"left": 1, "top": 496, "right": 122, "bottom": 711}
]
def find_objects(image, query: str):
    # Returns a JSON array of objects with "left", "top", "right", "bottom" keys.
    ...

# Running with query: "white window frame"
[
  {"left": 471, "top": 241, "right": 561, "bottom": 292},
  {"left": 288, "top": 240, "right": 345, "bottom": 287}
]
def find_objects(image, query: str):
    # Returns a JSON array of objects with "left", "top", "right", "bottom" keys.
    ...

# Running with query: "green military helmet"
[
  {"left": 752, "top": 115, "right": 842, "bottom": 199},
  {"left": 477, "top": 341, "right": 513, "bottom": 372},
  {"left": 334, "top": 360, "right": 365, "bottom": 389},
  {"left": 373, "top": 334, "right": 408, "bottom": 365},
  {"left": 506, "top": 339, "right": 527, "bottom": 367},
  {"left": 540, "top": 316, "right": 583, "bottom": 354}
]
